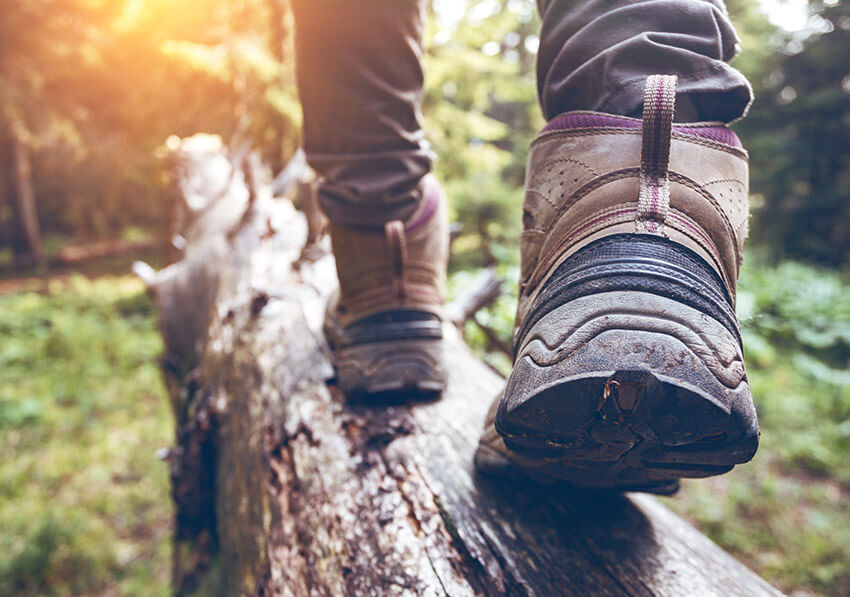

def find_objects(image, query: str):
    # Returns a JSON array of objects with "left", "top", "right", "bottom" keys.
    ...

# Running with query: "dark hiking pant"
[{"left": 290, "top": 0, "right": 752, "bottom": 228}]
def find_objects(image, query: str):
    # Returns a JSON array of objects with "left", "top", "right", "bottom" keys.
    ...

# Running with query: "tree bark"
[
  {"left": 143, "top": 136, "right": 784, "bottom": 596},
  {"left": 10, "top": 133, "right": 44, "bottom": 267}
]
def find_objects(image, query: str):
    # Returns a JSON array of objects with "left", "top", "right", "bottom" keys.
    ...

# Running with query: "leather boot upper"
[
  {"left": 328, "top": 174, "right": 449, "bottom": 329},
  {"left": 517, "top": 75, "right": 749, "bottom": 330}
]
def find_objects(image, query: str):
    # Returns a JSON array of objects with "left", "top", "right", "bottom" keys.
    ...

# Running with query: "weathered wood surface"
[{"left": 145, "top": 137, "right": 784, "bottom": 596}]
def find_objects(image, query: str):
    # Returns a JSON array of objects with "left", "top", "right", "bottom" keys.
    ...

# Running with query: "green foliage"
[
  {"left": 739, "top": 261, "right": 850, "bottom": 363},
  {"left": 424, "top": 0, "right": 542, "bottom": 269},
  {"left": 733, "top": 0, "right": 850, "bottom": 264},
  {"left": 0, "top": 0, "right": 300, "bottom": 251},
  {"left": 0, "top": 276, "right": 172, "bottom": 596},
  {"left": 737, "top": 260, "right": 850, "bottom": 486}
]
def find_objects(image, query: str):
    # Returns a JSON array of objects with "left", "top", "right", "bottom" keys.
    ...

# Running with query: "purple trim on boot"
[
  {"left": 676, "top": 125, "right": 742, "bottom": 147},
  {"left": 545, "top": 113, "right": 641, "bottom": 131},
  {"left": 405, "top": 176, "right": 441, "bottom": 232},
  {"left": 543, "top": 112, "right": 742, "bottom": 149}
]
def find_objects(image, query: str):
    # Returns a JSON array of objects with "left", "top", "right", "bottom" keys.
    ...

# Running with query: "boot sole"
[
  {"left": 332, "top": 337, "right": 446, "bottom": 398},
  {"left": 495, "top": 291, "right": 759, "bottom": 490}
]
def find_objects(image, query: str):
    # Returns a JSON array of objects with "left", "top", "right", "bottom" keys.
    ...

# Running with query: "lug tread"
[{"left": 496, "top": 368, "right": 758, "bottom": 491}]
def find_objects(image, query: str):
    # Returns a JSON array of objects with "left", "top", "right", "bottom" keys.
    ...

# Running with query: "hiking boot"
[
  {"left": 475, "top": 75, "right": 759, "bottom": 494},
  {"left": 323, "top": 175, "right": 449, "bottom": 397}
]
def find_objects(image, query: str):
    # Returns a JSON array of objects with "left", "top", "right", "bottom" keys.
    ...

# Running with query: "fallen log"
[{"left": 142, "top": 136, "right": 784, "bottom": 596}]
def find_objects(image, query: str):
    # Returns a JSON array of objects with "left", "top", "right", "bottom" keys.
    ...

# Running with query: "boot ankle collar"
[
  {"left": 542, "top": 111, "right": 743, "bottom": 149},
  {"left": 405, "top": 174, "right": 442, "bottom": 232}
]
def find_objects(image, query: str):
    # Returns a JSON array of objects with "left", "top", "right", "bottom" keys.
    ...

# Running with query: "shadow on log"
[{"left": 139, "top": 135, "right": 783, "bottom": 596}]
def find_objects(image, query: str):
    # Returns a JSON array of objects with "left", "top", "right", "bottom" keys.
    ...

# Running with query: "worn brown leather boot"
[
  {"left": 476, "top": 75, "right": 759, "bottom": 494},
  {"left": 323, "top": 175, "right": 449, "bottom": 397}
]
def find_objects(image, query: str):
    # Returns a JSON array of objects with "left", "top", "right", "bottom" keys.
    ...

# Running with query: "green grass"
[{"left": 0, "top": 275, "right": 172, "bottom": 596}]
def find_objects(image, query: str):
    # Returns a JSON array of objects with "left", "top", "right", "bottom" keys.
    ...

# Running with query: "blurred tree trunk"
[
  {"left": 268, "top": 0, "right": 287, "bottom": 174},
  {"left": 10, "top": 133, "right": 44, "bottom": 267},
  {"left": 0, "top": 144, "right": 17, "bottom": 255}
]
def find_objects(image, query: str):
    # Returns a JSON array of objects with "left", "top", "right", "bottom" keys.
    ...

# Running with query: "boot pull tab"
[
  {"left": 385, "top": 220, "right": 408, "bottom": 301},
  {"left": 637, "top": 74, "right": 677, "bottom": 235}
]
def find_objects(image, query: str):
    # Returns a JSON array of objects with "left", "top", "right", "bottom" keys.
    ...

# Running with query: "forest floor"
[
  {"left": 1, "top": 261, "right": 848, "bottom": 595},
  {"left": 0, "top": 276, "right": 172, "bottom": 596}
]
